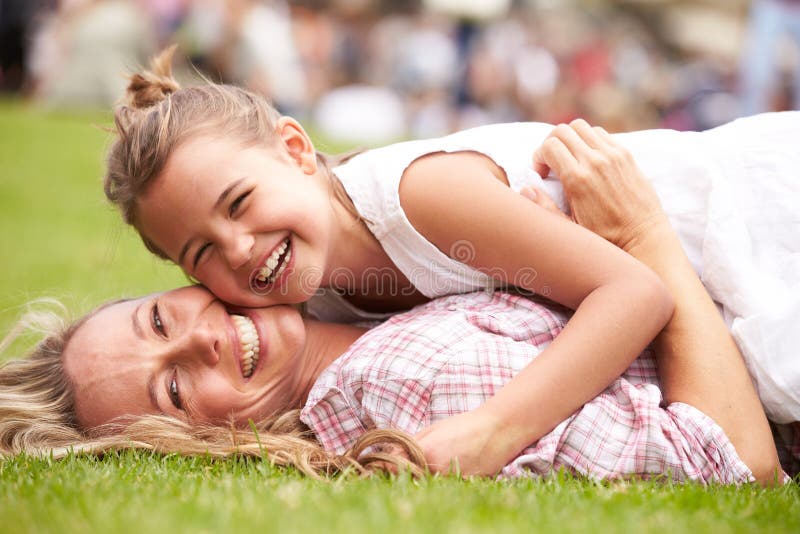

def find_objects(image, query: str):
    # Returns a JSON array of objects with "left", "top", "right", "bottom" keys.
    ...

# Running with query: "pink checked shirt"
[{"left": 300, "top": 292, "right": 758, "bottom": 483}]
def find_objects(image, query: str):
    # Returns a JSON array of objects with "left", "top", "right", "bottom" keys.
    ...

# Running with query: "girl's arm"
[
  {"left": 399, "top": 148, "right": 674, "bottom": 475},
  {"left": 528, "top": 120, "right": 781, "bottom": 485}
]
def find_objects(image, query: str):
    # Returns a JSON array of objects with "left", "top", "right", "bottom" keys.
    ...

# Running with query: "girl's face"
[
  {"left": 136, "top": 118, "right": 336, "bottom": 308},
  {"left": 63, "top": 286, "right": 311, "bottom": 429}
]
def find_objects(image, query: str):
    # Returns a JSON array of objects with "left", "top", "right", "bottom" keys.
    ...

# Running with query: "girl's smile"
[{"left": 250, "top": 235, "right": 294, "bottom": 294}]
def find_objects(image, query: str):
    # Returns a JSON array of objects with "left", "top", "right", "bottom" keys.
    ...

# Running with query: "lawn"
[{"left": 1, "top": 100, "right": 798, "bottom": 534}]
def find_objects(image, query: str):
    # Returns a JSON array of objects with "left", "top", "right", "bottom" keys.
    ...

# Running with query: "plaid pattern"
[{"left": 300, "top": 292, "right": 762, "bottom": 483}]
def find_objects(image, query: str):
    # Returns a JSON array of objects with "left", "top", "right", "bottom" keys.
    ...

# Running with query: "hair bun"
[{"left": 126, "top": 45, "right": 181, "bottom": 109}]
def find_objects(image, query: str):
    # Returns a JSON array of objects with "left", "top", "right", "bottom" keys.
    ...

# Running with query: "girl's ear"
[{"left": 275, "top": 116, "right": 317, "bottom": 174}]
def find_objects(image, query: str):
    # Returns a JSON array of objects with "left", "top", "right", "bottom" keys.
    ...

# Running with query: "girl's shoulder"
[
  {"left": 336, "top": 122, "right": 554, "bottom": 173},
  {"left": 331, "top": 122, "right": 554, "bottom": 209}
]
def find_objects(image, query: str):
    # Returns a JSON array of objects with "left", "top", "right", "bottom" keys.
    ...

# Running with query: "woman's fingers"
[
  {"left": 534, "top": 120, "right": 600, "bottom": 178},
  {"left": 530, "top": 118, "right": 671, "bottom": 248},
  {"left": 538, "top": 121, "right": 619, "bottom": 189},
  {"left": 532, "top": 149, "right": 551, "bottom": 179},
  {"left": 569, "top": 119, "right": 605, "bottom": 149},
  {"left": 535, "top": 136, "right": 581, "bottom": 182},
  {"left": 520, "top": 186, "right": 568, "bottom": 219},
  {"left": 593, "top": 125, "right": 612, "bottom": 142},
  {"left": 549, "top": 122, "right": 597, "bottom": 162},
  {"left": 590, "top": 125, "right": 622, "bottom": 155}
]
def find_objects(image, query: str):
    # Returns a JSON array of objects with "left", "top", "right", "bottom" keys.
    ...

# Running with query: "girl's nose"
[
  {"left": 221, "top": 233, "right": 254, "bottom": 271},
  {"left": 174, "top": 325, "right": 220, "bottom": 367}
]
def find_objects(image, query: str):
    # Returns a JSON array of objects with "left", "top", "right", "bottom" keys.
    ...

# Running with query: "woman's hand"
[{"left": 526, "top": 119, "right": 669, "bottom": 253}]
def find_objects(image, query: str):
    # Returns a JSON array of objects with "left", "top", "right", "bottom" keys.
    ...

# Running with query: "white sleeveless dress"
[{"left": 307, "top": 112, "right": 800, "bottom": 423}]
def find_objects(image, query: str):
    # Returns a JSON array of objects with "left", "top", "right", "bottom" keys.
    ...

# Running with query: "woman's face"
[
  {"left": 135, "top": 118, "right": 337, "bottom": 309},
  {"left": 63, "top": 286, "right": 309, "bottom": 429}
]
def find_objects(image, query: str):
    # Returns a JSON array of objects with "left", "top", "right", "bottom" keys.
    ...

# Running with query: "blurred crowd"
[{"left": 1, "top": 0, "right": 799, "bottom": 142}]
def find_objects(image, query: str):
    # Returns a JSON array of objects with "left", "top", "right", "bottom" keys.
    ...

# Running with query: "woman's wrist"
[{"left": 617, "top": 213, "right": 676, "bottom": 259}]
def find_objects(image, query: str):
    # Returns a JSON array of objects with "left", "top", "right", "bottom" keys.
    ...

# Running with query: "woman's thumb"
[
  {"left": 520, "top": 186, "right": 537, "bottom": 201},
  {"left": 521, "top": 186, "right": 563, "bottom": 217}
]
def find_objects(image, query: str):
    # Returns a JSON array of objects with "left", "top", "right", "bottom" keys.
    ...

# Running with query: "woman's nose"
[
  {"left": 221, "top": 233, "right": 254, "bottom": 271},
  {"left": 174, "top": 325, "right": 220, "bottom": 367}
]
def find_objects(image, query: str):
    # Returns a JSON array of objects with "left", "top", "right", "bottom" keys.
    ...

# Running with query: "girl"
[{"left": 103, "top": 48, "right": 797, "bottom": 473}]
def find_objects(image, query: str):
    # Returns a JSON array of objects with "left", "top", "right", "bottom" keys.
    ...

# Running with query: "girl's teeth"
[{"left": 255, "top": 239, "right": 291, "bottom": 284}]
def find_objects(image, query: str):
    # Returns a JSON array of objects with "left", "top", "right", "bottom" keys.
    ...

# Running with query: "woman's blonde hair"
[
  {"left": 0, "top": 300, "right": 424, "bottom": 479},
  {"left": 104, "top": 46, "right": 358, "bottom": 260}
]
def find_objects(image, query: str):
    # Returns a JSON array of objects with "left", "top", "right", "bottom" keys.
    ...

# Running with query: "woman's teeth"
[
  {"left": 255, "top": 238, "right": 292, "bottom": 285},
  {"left": 232, "top": 314, "right": 260, "bottom": 378}
]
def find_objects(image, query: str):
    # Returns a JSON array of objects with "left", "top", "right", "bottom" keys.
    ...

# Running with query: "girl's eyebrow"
[
  {"left": 213, "top": 177, "right": 246, "bottom": 210},
  {"left": 178, "top": 239, "right": 194, "bottom": 268},
  {"left": 177, "top": 177, "right": 246, "bottom": 266}
]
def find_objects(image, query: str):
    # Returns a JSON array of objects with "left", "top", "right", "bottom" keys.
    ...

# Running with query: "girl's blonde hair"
[
  {"left": 0, "top": 300, "right": 425, "bottom": 479},
  {"left": 104, "top": 46, "right": 357, "bottom": 260}
]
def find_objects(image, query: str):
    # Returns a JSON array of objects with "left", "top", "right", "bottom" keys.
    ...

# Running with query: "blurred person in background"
[
  {"left": 27, "top": 0, "right": 155, "bottom": 108},
  {"left": 225, "top": 0, "right": 309, "bottom": 117},
  {"left": 137, "top": 0, "right": 189, "bottom": 45},
  {"left": 16, "top": 1, "right": 766, "bottom": 130},
  {"left": 740, "top": 0, "right": 800, "bottom": 115},
  {"left": 0, "top": 0, "right": 54, "bottom": 92}
]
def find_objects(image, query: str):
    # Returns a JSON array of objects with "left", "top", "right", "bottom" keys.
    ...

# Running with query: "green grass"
[
  {"left": 0, "top": 99, "right": 187, "bottom": 349},
  {"left": 1, "top": 100, "right": 799, "bottom": 534},
  {"left": 1, "top": 451, "right": 798, "bottom": 534}
]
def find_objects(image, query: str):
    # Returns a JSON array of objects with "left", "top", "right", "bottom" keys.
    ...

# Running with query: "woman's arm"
[
  {"left": 528, "top": 119, "right": 781, "bottom": 485},
  {"left": 398, "top": 150, "right": 674, "bottom": 475}
]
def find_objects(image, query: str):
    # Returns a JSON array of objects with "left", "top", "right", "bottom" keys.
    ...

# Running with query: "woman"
[{"left": 0, "top": 125, "right": 782, "bottom": 484}]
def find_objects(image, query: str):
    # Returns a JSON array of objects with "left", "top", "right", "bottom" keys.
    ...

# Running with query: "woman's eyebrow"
[
  {"left": 132, "top": 303, "right": 145, "bottom": 339},
  {"left": 147, "top": 374, "right": 162, "bottom": 414},
  {"left": 130, "top": 304, "right": 165, "bottom": 414}
]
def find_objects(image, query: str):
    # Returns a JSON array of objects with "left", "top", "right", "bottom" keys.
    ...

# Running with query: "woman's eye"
[
  {"left": 229, "top": 191, "right": 250, "bottom": 216},
  {"left": 168, "top": 370, "right": 183, "bottom": 410},
  {"left": 151, "top": 301, "right": 167, "bottom": 337},
  {"left": 193, "top": 243, "right": 211, "bottom": 270}
]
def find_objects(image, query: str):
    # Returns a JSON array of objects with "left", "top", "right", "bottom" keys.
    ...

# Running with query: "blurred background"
[
  {"left": 1, "top": 0, "right": 799, "bottom": 349},
  {"left": 2, "top": 0, "right": 799, "bottom": 141}
]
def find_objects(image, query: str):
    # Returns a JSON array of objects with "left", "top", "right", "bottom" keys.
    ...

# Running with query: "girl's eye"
[
  {"left": 229, "top": 191, "right": 250, "bottom": 217},
  {"left": 168, "top": 370, "right": 183, "bottom": 411},
  {"left": 151, "top": 301, "right": 167, "bottom": 337},
  {"left": 193, "top": 243, "right": 211, "bottom": 270}
]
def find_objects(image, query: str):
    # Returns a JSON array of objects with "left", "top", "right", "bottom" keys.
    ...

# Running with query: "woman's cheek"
[{"left": 193, "top": 379, "right": 240, "bottom": 422}]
